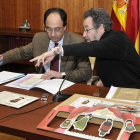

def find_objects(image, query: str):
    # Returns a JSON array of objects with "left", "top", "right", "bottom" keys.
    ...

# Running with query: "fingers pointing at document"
[
  {"left": 29, "top": 46, "right": 62, "bottom": 67},
  {"left": 29, "top": 50, "right": 54, "bottom": 66}
]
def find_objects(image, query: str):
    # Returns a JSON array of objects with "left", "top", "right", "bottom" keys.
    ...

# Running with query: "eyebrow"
[
  {"left": 46, "top": 26, "right": 51, "bottom": 28},
  {"left": 46, "top": 26, "right": 61, "bottom": 28}
]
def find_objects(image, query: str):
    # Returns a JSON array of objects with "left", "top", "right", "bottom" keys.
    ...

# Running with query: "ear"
[
  {"left": 98, "top": 24, "right": 105, "bottom": 38},
  {"left": 64, "top": 26, "right": 66, "bottom": 30},
  {"left": 99, "top": 24, "right": 104, "bottom": 31}
]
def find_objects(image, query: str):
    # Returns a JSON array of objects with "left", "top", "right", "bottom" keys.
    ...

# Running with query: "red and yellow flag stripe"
[{"left": 111, "top": 0, "right": 139, "bottom": 54}]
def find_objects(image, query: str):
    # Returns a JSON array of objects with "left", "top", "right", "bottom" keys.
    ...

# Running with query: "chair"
[{"left": 87, "top": 57, "right": 99, "bottom": 85}]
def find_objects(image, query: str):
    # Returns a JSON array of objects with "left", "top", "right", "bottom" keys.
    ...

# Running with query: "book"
[
  {"left": 0, "top": 91, "right": 39, "bottom": 108},
  {"left": 0, "top": 71, "right": 25, "bottom": 84},
  {"left": 5, "top": 74, "right": 75, "bottom": 94},
  {"left": 105, "top": 86, "right": 140, "bottom": 103},
  {"left": 37, "top": 94, "right": 140, "bottom": 140}
]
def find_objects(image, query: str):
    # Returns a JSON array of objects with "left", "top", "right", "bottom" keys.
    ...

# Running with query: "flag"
[{"left": 111, "top": 0, "right": 139, "bottom": 54}]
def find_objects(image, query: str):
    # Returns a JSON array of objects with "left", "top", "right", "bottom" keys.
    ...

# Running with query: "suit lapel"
[
  {"left": 38, "top": 33, "right": 50, "bottom": 73},
  {"left": 42, "top": 33, "right": 50, "bottom": 54},
  {"left": 60, "top": 31, "right": 70, "bottom": 72},
  {"left": 63, "top": 31, "right": 70, "bottom": 45}
]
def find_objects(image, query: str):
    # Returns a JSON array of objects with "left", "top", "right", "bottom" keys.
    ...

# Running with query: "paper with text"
[
  {"left": 106, "top": 86, "right": 140, "bottom": 103},
  {"left": 5, "top": 74, "right": 75, "bottom": 94},
  {"left": 0, "top": 71, "right": 25, "bottom": 84},
  {"left": 0, "top": 91, "right": 39, "bottom": 108}
]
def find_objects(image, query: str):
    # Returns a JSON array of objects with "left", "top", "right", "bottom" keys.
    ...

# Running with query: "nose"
[
  {"left": 51, "top": 30, "right": 56, "bottom": 36},
  {"left": 83, "top": 31, "right": 87, "bottom": 38}
]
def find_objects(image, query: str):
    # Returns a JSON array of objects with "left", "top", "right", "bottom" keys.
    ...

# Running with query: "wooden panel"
[
  {"left": 65, "top": 0, "right": 98, "bottom": 32},
  {"left": 0, "top": 0, "right": 139, "bottom": 53},
  {"left": 98, "top": 0, "right": 114, "bottom": 16},
  {"left": 0, "top": 0, "right": 116, "bottom": 32},
  {"left": 0, "top": 28, "right": 44, "bottom": 37},
  {"left": 15, "top": 0, "right": 29, "bottom": 29},
  {"left": 0, "top": 0, "right": 16, "bottom": 28},
  {"left": 0, "top": 0, "right": 2, "bottom": 27}
]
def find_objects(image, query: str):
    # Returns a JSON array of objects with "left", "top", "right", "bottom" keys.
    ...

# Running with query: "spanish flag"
[{"left": 111, "top": 0, "right": 139, "bottom": 54}]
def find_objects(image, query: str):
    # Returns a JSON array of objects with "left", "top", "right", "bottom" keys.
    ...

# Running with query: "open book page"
[
  {"left": 106, "top": 86, "right": 140, "bottom": 103},
  {"left": 0, "top": 91, "right": 39, "bottom": 108},
  {"left": 5, "top": 74, "right": 75, "bottom": 94},
  {"left": 13, "top": 74, "right": 44, "bottom": 88},
  {"left": 5, "top": 74, "right": 44, "bottom": 90},
  {"left": 33, "top": 79, "right": 74, "bottom": 94},
  {"left": 0, "top": 71, "right": 25, "bottom": 84}
]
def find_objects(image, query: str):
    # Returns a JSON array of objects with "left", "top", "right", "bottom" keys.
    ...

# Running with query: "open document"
[
  {"left": 0, "top": 91, "right": 39, "bottom": 109},
  {"left": 5, "top": 74, "right": 75, "bottom": 94},
  {"left": 106, "top": 86, "right": 140, "bottom": 103},
  {"left": 0, "top": 71, "right": 25, "bottom": 84}
]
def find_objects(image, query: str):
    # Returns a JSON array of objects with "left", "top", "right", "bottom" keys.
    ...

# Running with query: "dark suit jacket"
[
  {"left": 63, "top": 30, "right": 140, "bottom": 88},
  {"left": 2, "top": 31, "right": 92, "bottom": 83}
]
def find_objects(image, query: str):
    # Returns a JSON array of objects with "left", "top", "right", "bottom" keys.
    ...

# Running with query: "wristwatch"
[
  {"left": 61, "top": 72, "right": 66, "bottom": 79},
  {"left": 51, "top": 47, "right": 60, "bottom": 55}
]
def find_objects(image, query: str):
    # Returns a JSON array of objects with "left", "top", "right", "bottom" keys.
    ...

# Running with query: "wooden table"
[{"left": 0, "top": 83, "right": 139, "bottom": 140}]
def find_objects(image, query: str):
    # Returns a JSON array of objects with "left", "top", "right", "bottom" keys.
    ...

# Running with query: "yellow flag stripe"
[
  {"left": 135, "top": 32, "right": 139, "bottom": 54},
  {"left": 112, "top": 1, "right": 128, "bottom": 31}
]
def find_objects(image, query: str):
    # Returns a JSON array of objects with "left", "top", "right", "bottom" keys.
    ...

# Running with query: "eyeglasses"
[
  {"left": 45, "top": 27, "right": 63, "bottom": 33},
  {"left": 82, "top": 27, "right": 94, "bottom": 33}
]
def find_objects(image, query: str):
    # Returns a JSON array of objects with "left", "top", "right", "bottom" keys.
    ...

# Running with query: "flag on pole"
[{"left": 111, "top": 0, "right": 139, "bottom": 54}]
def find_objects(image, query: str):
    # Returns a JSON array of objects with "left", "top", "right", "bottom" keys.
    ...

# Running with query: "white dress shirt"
[{"left": 44, "top": 36, "right": 64, "bottom": 72}]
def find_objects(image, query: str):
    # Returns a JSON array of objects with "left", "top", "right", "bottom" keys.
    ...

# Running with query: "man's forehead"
[
  {"left": 83, "top": 22, "right": 93, "bottom": 28},
  {"left": 45, "top": 13, "right": 63, "bottom": 27},
  {"left": 83, "top": 17, "right": 93, "bottom": 27},
  {"left": 47, "top": 12, "right": 61, "bottom": 18},
  {"left": 46, "top": 13, "right": 62, "bottom": 23}
]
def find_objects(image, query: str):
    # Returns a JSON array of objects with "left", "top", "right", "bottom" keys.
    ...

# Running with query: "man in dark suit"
[{"left": 0, "top": 8, "right": 92, "bottom": 83}]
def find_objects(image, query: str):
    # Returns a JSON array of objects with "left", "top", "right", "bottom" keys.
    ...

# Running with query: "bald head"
[
  {"left": 46, "top": 13, "right": 63, "bottom": 29},
  {"left": 45, "top": 12, "right": 66, "bottom": 42},
  {"left": 44, "top": 8, "right": 67, "bottom": 26}
]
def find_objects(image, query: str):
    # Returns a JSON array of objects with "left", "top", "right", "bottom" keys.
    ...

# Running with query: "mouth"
[
  {"left": 85, "top": 39, "right": 90, "bottom": 42},
  {"left": 51, "top": 37, "right": 58, "bottom": 41},
  {"left": 51, "top": 36, "right": 58, "bottom": 39},
  {"left": 84, "top": 37, "right": 90, "bottom": 42}
]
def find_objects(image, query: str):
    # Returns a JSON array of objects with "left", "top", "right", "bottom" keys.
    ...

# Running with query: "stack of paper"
[
  {"left": 0, "top": 91, "right": 39, "bottom": 108},
  {"left": 5, "top": 74, "right": 75, "bottom": 94},
  {"left": 106, "top": 86, "right": 140, "bottom": 103},
  {"left": 0, "top": 71, "right": 25, "bottom": 84}
]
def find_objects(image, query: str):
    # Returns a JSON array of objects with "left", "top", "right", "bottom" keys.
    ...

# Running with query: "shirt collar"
[
  {"left": 100, "top": 30, "right": 112, "bottom": 40},
  {"left": 50, "top": 35, "right": 64, "bottom": 47}
]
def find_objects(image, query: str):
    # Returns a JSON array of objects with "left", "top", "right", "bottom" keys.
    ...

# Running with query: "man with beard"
[{"left": 30, "top": 8, "right": 140, "bottom": 88}]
